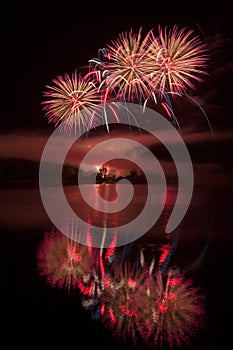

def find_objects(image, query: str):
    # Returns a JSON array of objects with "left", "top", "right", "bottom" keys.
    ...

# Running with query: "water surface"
[{"left": 1, "top": 184, "right": 232, "bottom": 349}]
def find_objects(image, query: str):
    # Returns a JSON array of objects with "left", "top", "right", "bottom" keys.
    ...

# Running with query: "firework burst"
[
  {"left": 42, "top": 26, "right": 210, "bottom": 132},
  {"left": 42, "top": 70, "right": 103, "bottom": 134},
  {"left": 89, "top": 28, "right": 156, "bottom": 103},
  {"left": 146, "top": 25, "right": 208, "bottom": 96}
]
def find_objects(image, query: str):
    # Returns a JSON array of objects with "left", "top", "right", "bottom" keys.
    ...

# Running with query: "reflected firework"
[
  {"left": 98, "top": 260, "right": 155, "bottom": 345},
  {"left": 38, "top": 21, "right": 211, "bottom": 341},
  {"left": 36, "top": 226, "right": 206, "bottom": 348},
  {"left": 145, "top": 268, "right": 206, "bottom": 349},
  {"left": 36, "top": 228, "right": 96, "bottom": 292},
  {"left": 94, "top": 252, "right": 205, "bottom": 349}
]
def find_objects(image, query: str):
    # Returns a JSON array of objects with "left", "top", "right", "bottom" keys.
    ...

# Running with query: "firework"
[
  {"left": 42, "top": 26, "right": 210, "bottom": 132},
  {"left": 87, "top": 25, "right": 210, "bottom": 130},
  {"left": 89, "top": 25, "right": 208, "bottom": 101},
  {"left": 42, "top": 70, "right": 103, "bottom": 134},
  {"left": 146, "top": 25, "right": 208, "bottom": 96},
  {"left": 89, "top": 28, "right": 156, "bottom": 103}
]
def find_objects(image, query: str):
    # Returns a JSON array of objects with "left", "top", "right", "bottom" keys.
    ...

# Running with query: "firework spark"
[
  {"left": 146, "top": 25, "right": 208, "bottom": 96},
  {"left": 42, "top": 71, "right": 103, "bottom": 134}
]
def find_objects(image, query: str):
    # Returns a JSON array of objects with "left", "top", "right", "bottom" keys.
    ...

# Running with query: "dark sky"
[{"left": 3, "top": 0, "right": 231, "bottom": 132}]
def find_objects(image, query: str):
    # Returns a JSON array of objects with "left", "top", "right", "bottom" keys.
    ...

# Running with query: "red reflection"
[
  {"left": 36, "top": 227, "right": 205, "bottom": 348},
  {"left": 36, "top": 228, "right": 97, "bottom": 292},
  {"left": 144, "top": 269, "right": 206, "bottom": 349}
]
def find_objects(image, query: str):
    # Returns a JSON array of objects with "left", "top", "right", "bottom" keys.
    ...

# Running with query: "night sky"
[{"left": 6, "top": 1, "right": 232, "bottom": 130}]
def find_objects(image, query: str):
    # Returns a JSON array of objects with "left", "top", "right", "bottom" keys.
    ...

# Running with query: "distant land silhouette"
[{"left": 0, "top": 158, "right": 152, "bottom": 188}]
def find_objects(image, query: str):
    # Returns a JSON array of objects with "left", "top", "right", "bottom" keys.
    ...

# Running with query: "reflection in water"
[
  {"left": 36, "top": 228, "right": 96, "bottom": 292},
  {"left": 143, "top": 269, "right": 205, "bottom": 349},
  {"left": 36, "top": 226, "right": 206, "bottom": 349}
]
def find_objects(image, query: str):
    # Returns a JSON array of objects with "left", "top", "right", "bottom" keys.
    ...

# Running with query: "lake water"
[{"left": 1, "top": 184, "right": 232, "bottom": 349}]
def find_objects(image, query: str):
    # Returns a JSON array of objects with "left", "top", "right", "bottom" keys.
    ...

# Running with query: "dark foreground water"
[{"left": 1, "top": 184, "right": 233, "bottom": 349}]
